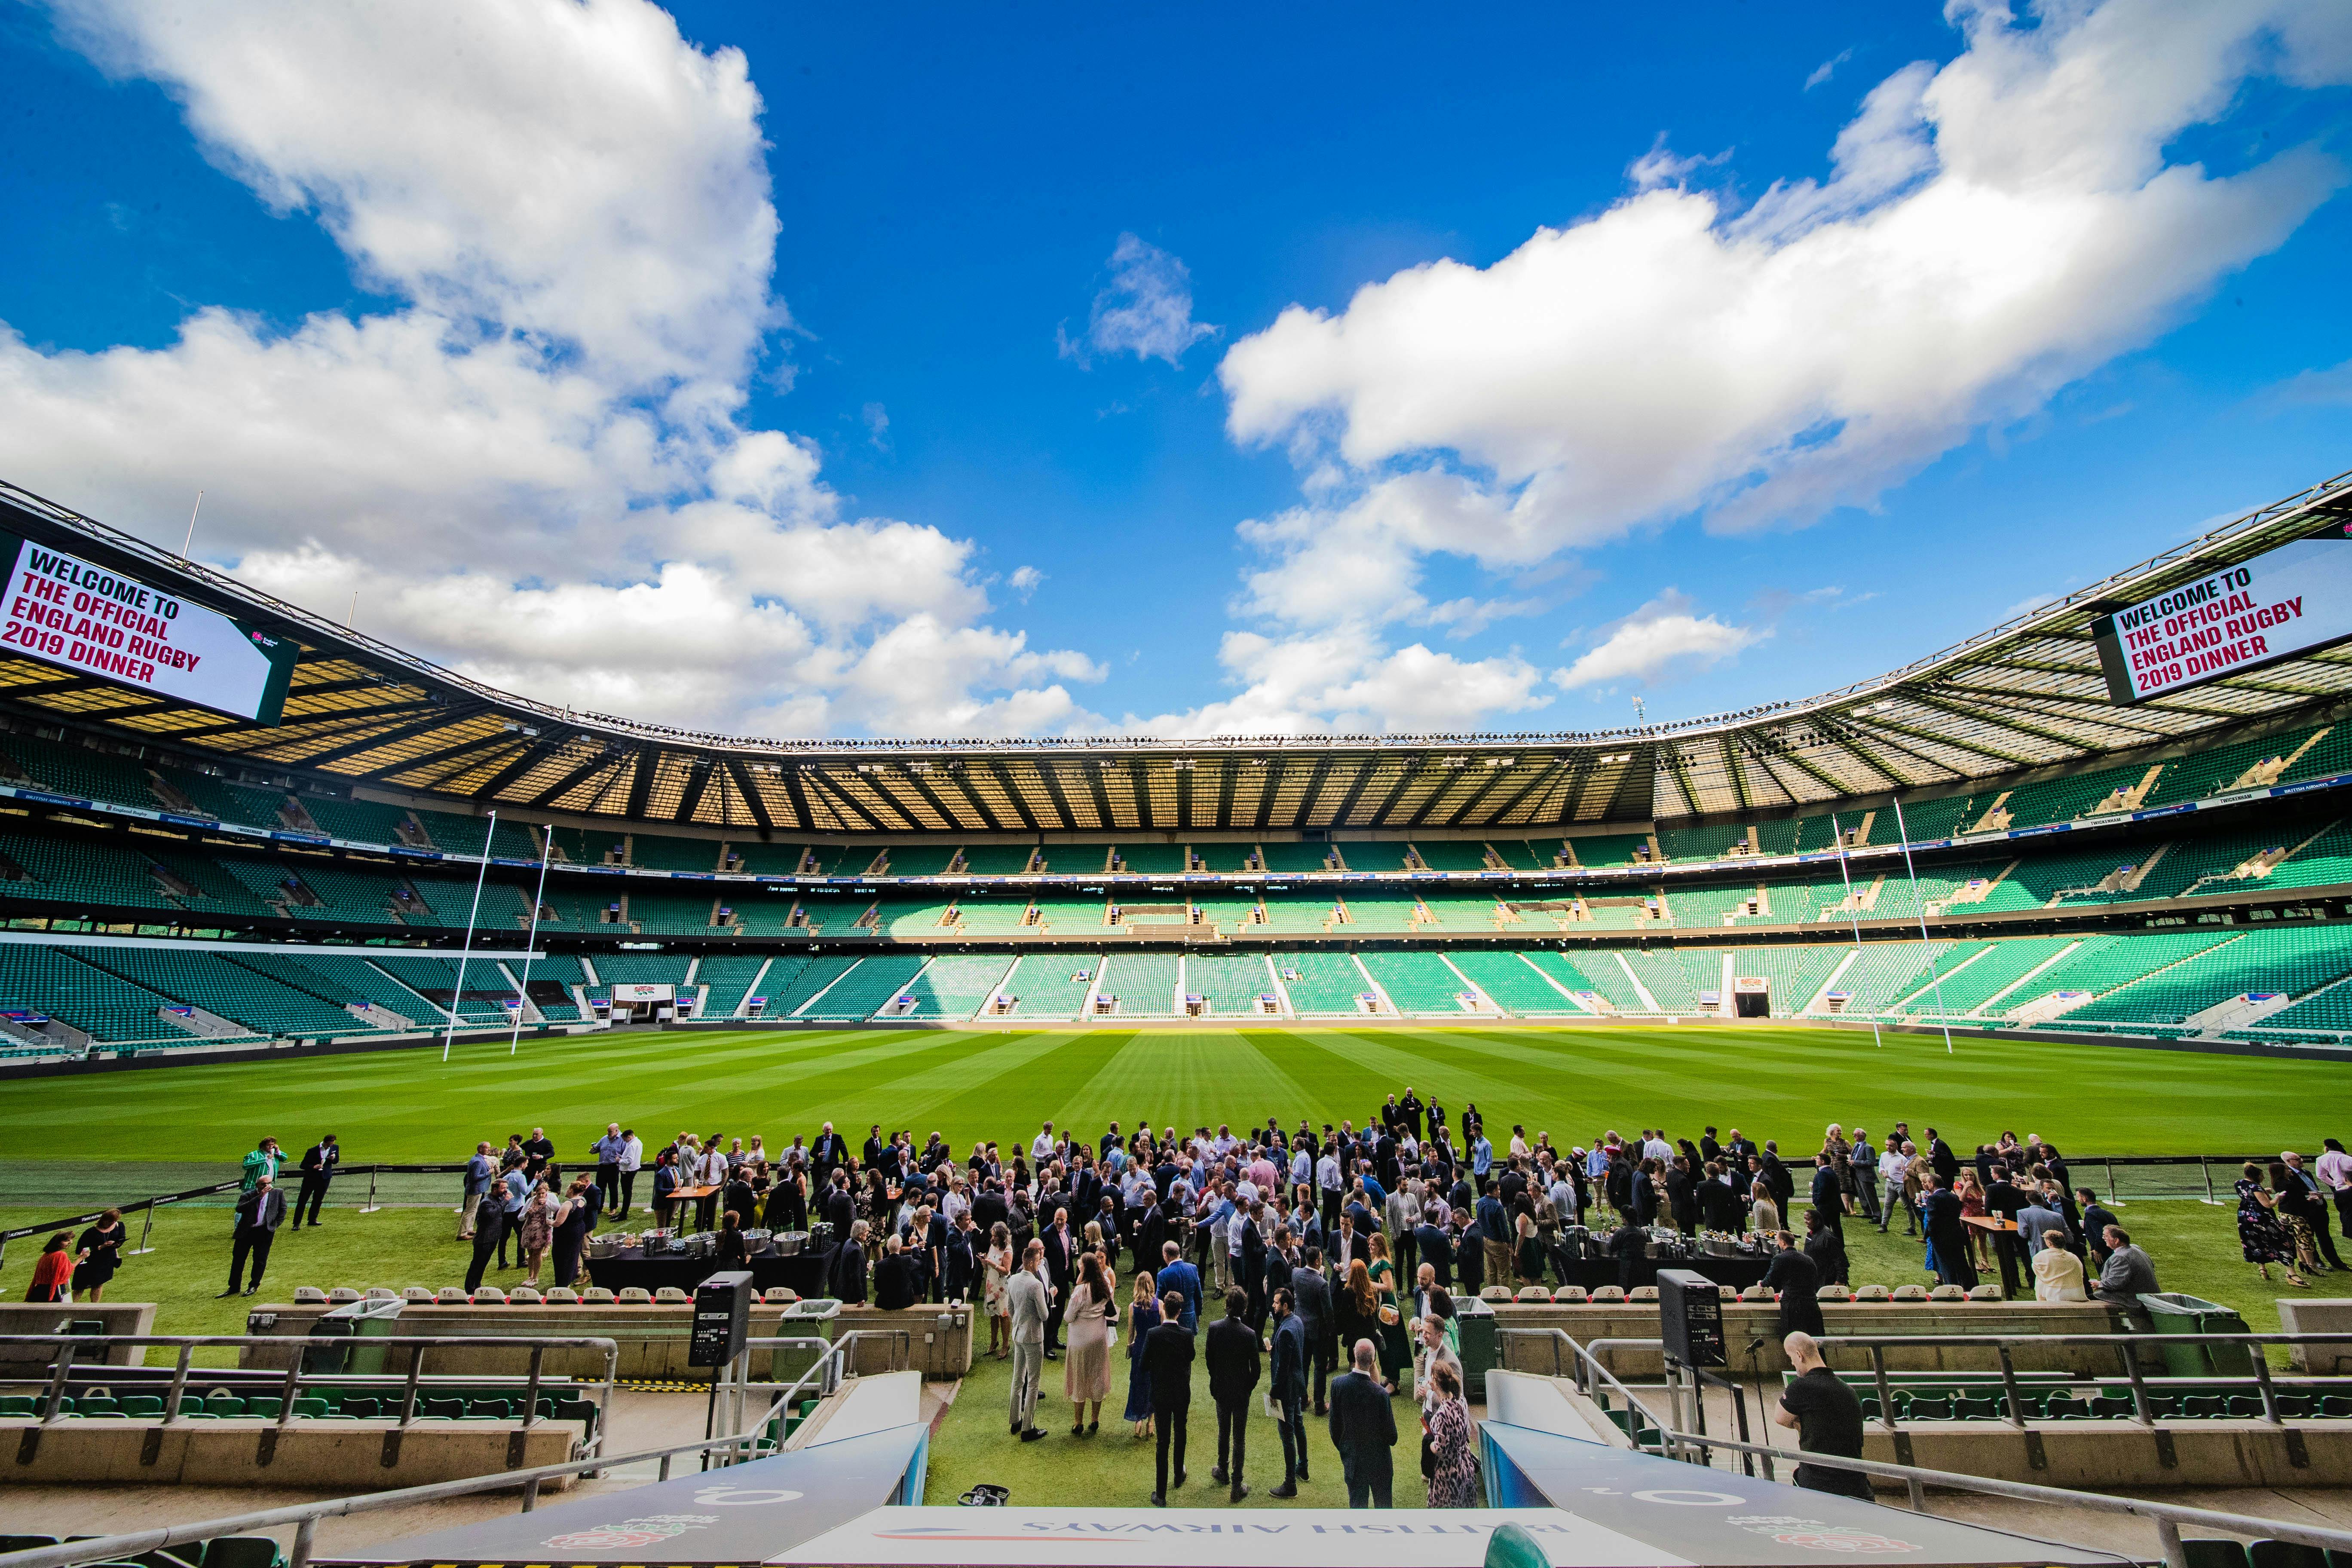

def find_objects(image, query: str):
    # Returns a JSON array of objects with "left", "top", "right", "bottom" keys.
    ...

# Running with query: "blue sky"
[{"left": 1, "top": 0, "right": 2348, "bottom": 738}]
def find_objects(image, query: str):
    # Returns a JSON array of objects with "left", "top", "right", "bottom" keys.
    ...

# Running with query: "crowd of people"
[
  {"left": 389, "top": 1092, "right": 2346, "bottom": 1507},
  {"left": 25, "top": 1089, "right": 2352, "bottom": 1507}
]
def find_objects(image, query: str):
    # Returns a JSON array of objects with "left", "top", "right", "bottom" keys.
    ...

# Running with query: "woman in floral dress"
[
  {"left": 1423, "top": 1362, "right": 1478, "bottom": 1507},
  {"left": 2237, "top": 1163, "right": 2306, "bottom": 1287}
]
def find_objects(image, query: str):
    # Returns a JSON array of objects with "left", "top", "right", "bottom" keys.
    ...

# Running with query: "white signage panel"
[
  {"left": 768, "top": 1507, "right": 1687, "bottom": 1568},
  {"left": 0, "top": 532, "right": 297, "bottom": 724},
  {"left": 2093, "top": 531, "right": 2352, "bottom": 703}
]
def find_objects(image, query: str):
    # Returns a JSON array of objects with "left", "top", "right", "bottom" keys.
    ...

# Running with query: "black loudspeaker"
[
  {"left": 689, "top": 1270, "right": 754, "bottom": 1368},
  {"left": 1656, "top": 1268, "right": 1726, "bottom": 1369}
]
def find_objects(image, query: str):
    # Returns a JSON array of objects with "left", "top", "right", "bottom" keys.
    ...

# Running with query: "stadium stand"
[
  {"left": 1420, "top": 894, "right": 1504, "bottom": 930},
  {"left": 693, "top": 954, "right": 767, "bottom": 1018},
  {"left": 1036, "top": 843, "right": 1113, "bottom": 875},
  {"left": 950, "top": 893, "right": 1037, "bottom": 933},
  {"left": 625, "top": 832, "right": 727, "bottom": 872},
  {"left": 1278, "top": 952, "right": 1378, "bottom": 1016},
  {"left": 1341, "top": 893, "right": 1424, "bottom": 931},
  {"left": 1, "top": 731, "right": 161, "bottom": 805},
  {"left": 1357, "top": 951, "right": 1480, "bottom": 1014},
  {"left": 1193, "top": 841, "right": 1258, "bottom": 873},
  {"left": 1445, "top": 951, "right": 1583, "bottom": 1015},
  {"left": 954, "top": 843, "right": 1038, "bottom": 876},
  {"left": 1180, "top": 952, "right": 1279, "bottom": 1017},
  {"left": 799, "top": 954, "right": 927, "bottom": 1020},
  {"left": 1258, "top": 893, "right": 1341, "bottom": 932},
  {"left": 1094, "top": 952, "right": 1181, "bottom": 1017},
  {"left": 897, "top": 954, "right": 1017, "bottom": 1019},
  {"left": 70, "top": 946, "right": 377, "bottom": 1040},
  {"left": 1257, "top": 842, "right": 1337, "bottom": 873},
  {"left": 0, "top": 943, "right": 209, "bottom": 1044},
  {"left": 998, "top": 953, "right": 1102, "bottom": 1020},
  {"left": 1411, "top": 840, "right": 1491, "bottom": 872},
  {"left": 1111, "top": 843, "right": 1187, "bottom": 875},
  {"left": 295, "top": 795, "right": 420, "bottom": 845},
  {"left": 763, "top": 954, "right": 861, "bottom": 1016}
]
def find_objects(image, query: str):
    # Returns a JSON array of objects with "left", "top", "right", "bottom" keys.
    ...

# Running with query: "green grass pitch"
[
  {"left": 0, "top": 1021, "right": 2334, "bottom": 1162},
  {"left": 0, "top": 1021, "right": 2337, "bottom": 1352}
]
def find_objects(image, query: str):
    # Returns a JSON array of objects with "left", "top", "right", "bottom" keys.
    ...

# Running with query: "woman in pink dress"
[{"left": 1062, "top": 1250, "right": 1114, "bottom": 1435}]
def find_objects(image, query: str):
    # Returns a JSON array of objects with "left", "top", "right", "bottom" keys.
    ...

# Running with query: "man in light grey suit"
[{"left": 1006, "top": 1237, "right": 1052, "bottom": 1442}]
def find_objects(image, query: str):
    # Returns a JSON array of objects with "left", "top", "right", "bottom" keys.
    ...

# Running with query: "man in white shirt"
[
  {"left": 2318, "top": 1138, "right": 2352, "bottom": 1244},
  {"left": 1877, "top": 1145, "right": 1915, "bottom": 1236},
  {"left": 1642, "top": 1130, "right": 1672, "bottom": 1165},
  {"left": 1316, "top": 1148, "right": 1344, "bottom": 1231},
  {"left": 1032, "top": 1123, "right": 1057, "bottom": 1163},
  {"left": 616, "top": 1128, "right": 643, "bottom": 1216}
]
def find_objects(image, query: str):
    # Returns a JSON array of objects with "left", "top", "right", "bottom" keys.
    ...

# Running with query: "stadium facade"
[{"left": 5, "top": 472, "right": 2352, "bottom": 1054}]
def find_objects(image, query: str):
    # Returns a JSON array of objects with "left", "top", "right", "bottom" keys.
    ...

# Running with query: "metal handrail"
[
  {"left": 1497, "top": 1327, "right": 1684, "bottom": 1455},
  {"left": 0, "top": 1330, "right": 897, "bottom": 1568},
  {"left": 1810, "top": 1329, "right": 2350, "bottom": 1433},
  {"left": 2, "top": 1332, "right": 619, "bottom": 1449},
  {"left": 1634, "top": 1424, "right": 2352, "bottom": 1568}
]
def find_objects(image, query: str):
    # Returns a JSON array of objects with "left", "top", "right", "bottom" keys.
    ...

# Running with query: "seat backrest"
[
  {"left": 202, "top": 1536, "right": 285, "bottom": 1568},
  {"left": 2182, "top": 1541, "right": 2250, "bottom": 1568},
  {"left": 2247, "top": 1542, "right": 2328, "bottom": 1568}
]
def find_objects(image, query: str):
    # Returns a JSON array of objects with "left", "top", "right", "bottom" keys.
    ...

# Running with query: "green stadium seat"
[
  {"left": 2248, "top": 1544, "right": 2328, "bottom": 1568},
  {"left": 201, "top": 1538, "right": 285, "bottom": 1568},
  {"left": 2182, "top": 1545, "right": 2250, "bottom": 1568}
]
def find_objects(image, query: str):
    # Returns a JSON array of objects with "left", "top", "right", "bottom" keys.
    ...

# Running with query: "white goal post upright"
[
  {"left": 1892, "top": 796, "right": 1956, "bottom": 1054},
  {"left": 1827, "top": 812, "right": 1882, "bottom": 1049},
  {"left": 441, "top": 811, "right": 498, "bottom": 1065},
  {"left": 511, "top": 828, "right": 553, "bottom": 1055}
]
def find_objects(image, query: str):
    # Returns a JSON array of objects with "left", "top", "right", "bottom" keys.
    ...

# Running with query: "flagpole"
[
  {"left": 441, "top": 811, "right": 498, "bottom": 1064},
  {"left": 1892, "top": 797, "right": 1955, "bottom": 1054},
  {"left": 512, "top": 825, "right": 553, "bottom": 1054},
  {"left": 1829, "top": 812, "right": 1882, "bottom": 1047}
]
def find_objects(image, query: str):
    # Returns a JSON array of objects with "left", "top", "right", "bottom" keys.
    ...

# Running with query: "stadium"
[
  {"left": 5, "top": 471, "right": 2352, "bottom": 1053},
  {"left": 7, "top": 0, "right": 2352, "bottom": 1556}
]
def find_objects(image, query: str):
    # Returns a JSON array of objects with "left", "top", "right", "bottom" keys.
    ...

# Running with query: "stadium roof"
[{"left": 4, "top": 469, "right": 2351, "bottom": 836}]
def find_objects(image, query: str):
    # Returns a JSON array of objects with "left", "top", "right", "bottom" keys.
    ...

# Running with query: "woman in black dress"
[{"left": 74, "top": 1208, "right": 126, "bottom": 1303}]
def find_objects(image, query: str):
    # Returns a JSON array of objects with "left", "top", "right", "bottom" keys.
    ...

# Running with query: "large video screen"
[
  {"left": 2092, "top": 528, "right": 2352, "bottom": 704},
  {"left": 0, "top": 531, "right": 298, "bottom": 724}
]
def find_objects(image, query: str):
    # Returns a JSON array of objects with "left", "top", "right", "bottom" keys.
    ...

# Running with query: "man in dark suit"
[
  {"left": 1145, "top": 1291, "right": 1195, "bottom": 1506},
  {"left": 1205, "top": 1288, "right": 1261, "bottom": 1501},
  {"left": 972, "top": 1179, "right": 1009, "bottom": 1240},
  {"left": 291, "top": 1134, "right": 337, "bottom": 1230},
  {"left": 1927, "top": 1130, "right": 1960, "bottom": 1188},
  {"left": 1268, "top": 1286, "right": 1309, "bottom": 1496},
  {"left": 1041, "top": 1209, "right": 1075, "bottom": 1357},
  {"left": 863, "top": 1124, "right": 886, "bottom": 1169},
  {"left": 1767, "top": 1229, "right": 1825, "bottom": 1337},
  {"left": 1326, "top": 1338, "right": 1396, "bottom": 1508},
  {"left": 1413, "top": 1218, "right": 1454, "bottom": 1290},
  {"left": 1291, "top": 1247, "right": 1333, "bottom": 1413},
  {"left": 221, "top": 1176, "right": 287, "bottom": 1296},
  {"left": 810, "top": 1123, "right": 846, "bottom": 1183},
  {"left": 1264, "top": 1225, "right": 1296, "bottom": 1321},
  {"left": 1920, "top": 1173, "right": 1978, "bottom": 1288},
  {"left": 822, "top": 1171, "right": 857, "bottom": 1243},
  {"left": 1238, "top": 1205, "right": 1268, "bottom": 1331},
  {"left": 2077, "top": 1189, "right": 2121, "bottom": 1267}
]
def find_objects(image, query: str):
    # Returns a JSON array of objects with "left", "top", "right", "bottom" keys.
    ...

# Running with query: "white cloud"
[
  {"left": 3, "top": 0, "right": 1096, "bottom": 738},
  {"left": 1217, "top": 0, "right": 2352, "bottom": 652},
  {"left": 1806, "top": 48, "right": 1854, "bottom": 91},
  {"left": 1124, "top": 628, "right": 1558, "bottom": 738},
  {"left": 2266, "top": 356, "right": 2352, "bottom": 406},
  {"left": 1006, "top": 565, "right": 1044, "bottom": 600},
  {"left": 861, "top": 401, "right": 890, "bottom": 447},
  {"left": 1560, "top": 590, "right": 1762, "bottom": 688},
  {"left": 1064, "top": 233, "right": 1218, "bottom": 367}
]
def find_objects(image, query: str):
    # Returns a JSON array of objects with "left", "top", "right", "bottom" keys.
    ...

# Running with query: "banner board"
[
  {"left": 0, "top": 531, "right": 297, "bottom": 724},
  {"left": 611, "top": 983, "right": 676, "bottom": 1003},
  {"left": 2092, "top": 530, "right": 2352, "bottom": 703}
]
